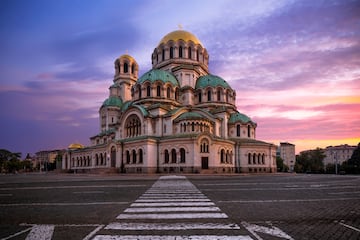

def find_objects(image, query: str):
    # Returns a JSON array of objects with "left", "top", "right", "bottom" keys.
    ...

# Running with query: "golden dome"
[
  {"left": 68, "top": 143, "right": 84, "bottom": 150},
  {"left": 159, "top": 30, "right": 203, "bottom": 47},
  {"left": 119, "top": 54, "right": 135, "bottom": 61}
]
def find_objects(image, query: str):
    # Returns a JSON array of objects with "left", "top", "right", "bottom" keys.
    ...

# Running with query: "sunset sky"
[{"left": 1, "top": 0, "right": 359, "bottom": 156}]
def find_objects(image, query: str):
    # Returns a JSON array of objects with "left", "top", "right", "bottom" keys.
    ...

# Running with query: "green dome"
[
  {"left": 175, "top": 111, "right": 208, "bottom": 122},
  {"left": 138, "top": 69, "right": 179, "bottom": 86},
  {"left": 102, "top": 96, "right": 123, "bottom": 108},
  {"left": 195, "top": 75, "right": 231, "bottom": 89},
  {"left": 229, "top": 112, "right": 255, "bottom": 124}
]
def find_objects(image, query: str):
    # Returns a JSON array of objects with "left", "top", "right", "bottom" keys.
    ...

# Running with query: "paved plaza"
[{"left": 0, "top": 173, "right": 359, "bottom": 239}]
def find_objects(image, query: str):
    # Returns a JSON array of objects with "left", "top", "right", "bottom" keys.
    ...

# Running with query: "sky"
[{"left": 0, "top": 0, "right": 359, "bottom": 157}]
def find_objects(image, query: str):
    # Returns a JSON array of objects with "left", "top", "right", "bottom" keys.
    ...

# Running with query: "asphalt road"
[{"left": 0, "top": 173, "right": 359, "bottom": 240}]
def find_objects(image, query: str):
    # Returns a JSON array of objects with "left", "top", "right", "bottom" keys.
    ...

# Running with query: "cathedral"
[{"left": 62, "top": 30, "right": 277, "bottom": 174}]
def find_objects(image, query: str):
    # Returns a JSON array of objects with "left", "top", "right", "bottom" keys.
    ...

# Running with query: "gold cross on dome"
[{"left": 178, "top": 24, "right": 183, "bottom": 30}]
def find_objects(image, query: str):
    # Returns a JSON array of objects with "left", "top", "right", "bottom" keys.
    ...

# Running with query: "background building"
[
  {"left": 323, "top": 144, "right": 357, "bottom": 167},
  {"left": 278, "top": 142, "right": 296, "bottom": 172},
  {"left": 62, "top": 30, "right": 277, "bottom": 174}
]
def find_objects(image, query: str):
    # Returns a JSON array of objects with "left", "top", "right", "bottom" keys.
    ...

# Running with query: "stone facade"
[
  {"left": 278, "top": 142, "right": 296, "bottom": 172},
  {"left": 62, "top": 30, "right": 277, "bottom": 174},
  {"left": 323, "top": 144, "right": 356, "bottom": 166}
]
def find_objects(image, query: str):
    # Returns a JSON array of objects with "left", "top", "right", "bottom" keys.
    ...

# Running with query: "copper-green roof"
[
  {"left": 174, "top": 111, "right": 209, "bottom": 122},
  {"left": 101, "top": 96, "right": 123, "bottom": 108},
  {"left": 138, "top": 69, "right": 179, "bottom": 86},
  {"left": 229, "top": 112, "right": 255, "bottom": 124},
  {"left": 195, "top": 75, "right": 231, "bottom": 89}
]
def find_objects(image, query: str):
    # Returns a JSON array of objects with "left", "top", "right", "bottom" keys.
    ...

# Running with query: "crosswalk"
[{"left": 93, "top": 175, "right": 252, "bottom": 240}]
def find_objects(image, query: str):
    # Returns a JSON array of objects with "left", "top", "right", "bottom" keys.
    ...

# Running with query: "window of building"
[
  {"left": 171, "top": 149, "right": 177, "bottom": 163},
  {"left": 207, "top": 90, "right": 211, "bottom": 101},
  {"left": 157, "top": 85, "right": 161, "bottom": 97},
  {"left": 188, "top": 47, "right": 192, "bottom": 59},
  {"left": 217, "top": 90, "right": 221, "bottom": 101},
  {"left": 147, "top": 85, "right": 151, "bottom": 97},
  {"left": 253, "top": 154, "right": 256, "bottom": 164},
  {"left": 138, "top": 85, "right": 142, "bottom": 98},
  {"left": 167, "top": 87, "right": 171, "bottom": 98},
  {"left": 180, "top": 148, "right": 186, "bottom": 163},
  {"left": 179, "top": 46, "right": 183, "bottom": 58},
  {"left": 196, "top": 50, "right": 199, "bottom": 61},
  {"left": 162, "top": 49, "right": 165, "bottom": 61},
  {"left": 132, "top": 150, "right": 137, "bottom": 164},
  {"left": 248, "top": 125, "right": 251, "bottom": 137},
  {"left": 124, "top": 62, "right": 128, "bottom": 73},
  {"left": 200, "top": 140, "right": 209, "bottom": 153},
  {"left": 221, "top": 149, "right": 225, "bottom": 163},
  {"left": 164, "top": 150, "right": 169, "bottom": 163},
  {"left": 170, "top": 47, "right": 174, "bottom": 59},
  {"left": 131, "top": 64, "right": 135, "bottom": 74},
  {"left": 198, "top": 92, "right": 202, "bottom": 103},
  {"left": 237, "top": 125, "right": 241, "bottom": 137},
  {"left": 126, "top": 151, "right": 130, "bottom": 164},
  {"left": 139, "top": 149, "right": 143, "bottom": 164}
]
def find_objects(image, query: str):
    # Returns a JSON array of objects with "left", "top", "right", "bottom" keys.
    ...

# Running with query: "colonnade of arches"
[
  {"left": 248, "top": 153, "right": 266, "bottom": 165},
  {"left": 179, "top": 121, "right": 212, "bottom": 133},
  {"left": 163, "top": 148, "right": 186, "bottom": 164},
  {"left": 125, "top": 115, "right": 141, "bottom": 137},
  {"left": 196, "top": 88, "right": 235, "bottom": 105},
  {"left": 132, "top": 82, "right": 179, "bottom": 101},
  {"left": 125, "top": 149, "right": 143, "bottom": 164},
  {"left": 152, "top": 43, "right": 208, "bottom": 67},
  {"left": 220, "top": 149, "right": 233, "bottom": 164},
  {"left": 71, "top": 152, "right": 107, "bottom": 167}
]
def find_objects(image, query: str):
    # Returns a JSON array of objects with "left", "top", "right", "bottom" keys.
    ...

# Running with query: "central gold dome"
[{"left": 159, "top": 30, "right": 203, "bottom": 47}]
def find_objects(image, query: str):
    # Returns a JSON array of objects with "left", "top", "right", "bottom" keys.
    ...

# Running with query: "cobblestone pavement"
[{"left": 0, "top": 173, "right": 359, "bottom": 239}]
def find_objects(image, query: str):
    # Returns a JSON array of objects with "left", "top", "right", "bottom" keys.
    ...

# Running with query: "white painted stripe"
[
  {"left": 139, "top": 195, "right": 207, "bottom": 199},
  {"left": 202, "top": 186, "right": 358, "bottom": 191},
  {"left": 159, "top": 175, "right": 186, "bottom": 179},
  {"left": 21, "top": 223, "right": 103, "bottom": 227},
  {"left": 131, "top": 202, "right": 215, "bottom": 207},
  {"left": 1, "top": 227, "right": 32, "bottom": 240},
  {"left": 339, "top": 222, "right": 360, "bottom": 232},
  {"left": 242, "top": 221, "right": 294, "bottom": 240},
  {"left": 25, "top": 225, "right": 54, "bottom": 240},
  {"left": 218, "top": 197, "right": 360, "bottom": 203},
  {"left": 124, "top": 206, "right": 221, "bottom": 212},
  {"left": 73, "top": 191, "right": 105, "bottom": 194},
  {"left": 117, "top": 212, "right": 228, "bottom": 219},
  {"left": 141, "top": 193, "right": 205, "bottom": 197},
  {"left": 0, "top": 201, "right": 129, "bottom": 207},
  {"left": 135, "top": 198, "right": 211, "bottom": 202},
  {"left": 82, "top": 225, "right": 104, "bottom": 240},
  {"left": 93, "top": 235, "right": 252, "bottom": 240},
  {"left": 105, "top": 222, "right": 241, "bottom": 230}
]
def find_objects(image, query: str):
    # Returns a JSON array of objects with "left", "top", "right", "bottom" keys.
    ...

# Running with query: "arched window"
[
  {"left": 167, "top": 87, "right": 171, "bottom": 98},
  {"left": 258, "top": 153, "right": 261, "bottom": 164},
  {"left": 171, "top": 149, "right": 177, "bottom": 163},
  {"left": 262, "top": 154, "right": 265, "bottom": 164},
  {"left": 125, "top": 114, "right": 141, "bottom": 137},
  {"left": 164, "top": 150, "right": 169, "bottom": 163},
  {"left": 126, "top": 150, "right": 130, "bottom": 164},
  {"left": 156, "top": 52, "right": 158, "bottom": 62},
  {"left": 157, "top": 85, "right": 161, "bottom": 97},
  {"left": 175, "top": 88, "right": 179, "bottom": 100},
  {"left": 207, "top": 90, "right": 211, "bottom": 101},
  {"left": 147, "top": 85, "right": 151, "bottom": 97},
  {"left": 132, "top": 64, "right": 135, "bottom": 74},
  {"left": 226, "top": 151, "right": 229, "bottom": 163},
  {"left": 196, "top": 50, "right": 199, "bottom": 61},
  {"left": 179, "top": 46, "right": 183, "bottom": 58},
  {"left": 198, "top": 92, "right": 202, "bottom": 103},
  {"left": 138, "top": 85, "right": 142, "bottom": 98},
  {"left": 170, "top": 47, "right": 174, "bottom": 59},
  {"left": 253, "top": 154, "right": 256, "bottom": 164},
  {"left": 200, "top": 140, "right": 209, "bottom": 153},
  {"left": 188, "top": 47, "right": 192, "bottom": 59},
  {"left": 100, "top": 153, "right": 104, "bottom": 165},
  {"left": 237, "top": 125, "right": 241, "bottom": 137},
  {"left": 180, "top": 148, "right": 186, "bottom": 163},
  {"left": 124, "top": 62, "right": 128, "bottom": 73},
  {"left": 248, "top": 125, "right": 251, "bottom": 138},
  {"left": 192, "top": 122, "right": 195, "bottom": 131},
  {"left": 96, "top": 154, "right": 99, "bottom": 165},
  {"left": 162, "top": 49, "right": 165, "bottom": 61},
  {"left": 139, "top": 149, "right": 143, "bottom": 164},
  {"left": 217, "top": 90, "right": 221, "bottom": 101},
  {"left": 132, "top": 150, "right": 137, "bottom": 164},
  {"left": 221, "top": 149, "right": 225, "bottom": 163}
]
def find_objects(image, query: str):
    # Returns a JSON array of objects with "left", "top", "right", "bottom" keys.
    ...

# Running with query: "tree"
[
  {"left": 344, "top": 143, "right": 360, "bottom": 174},
  {"left": 295, "top": 148, "right": 325, "bottom": 173},
  {"left": 0, "top": 149, "right": 22, "bottom": 173},
  {"left": 276, "top": 156, "right": 289, "bottom": 172}
]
